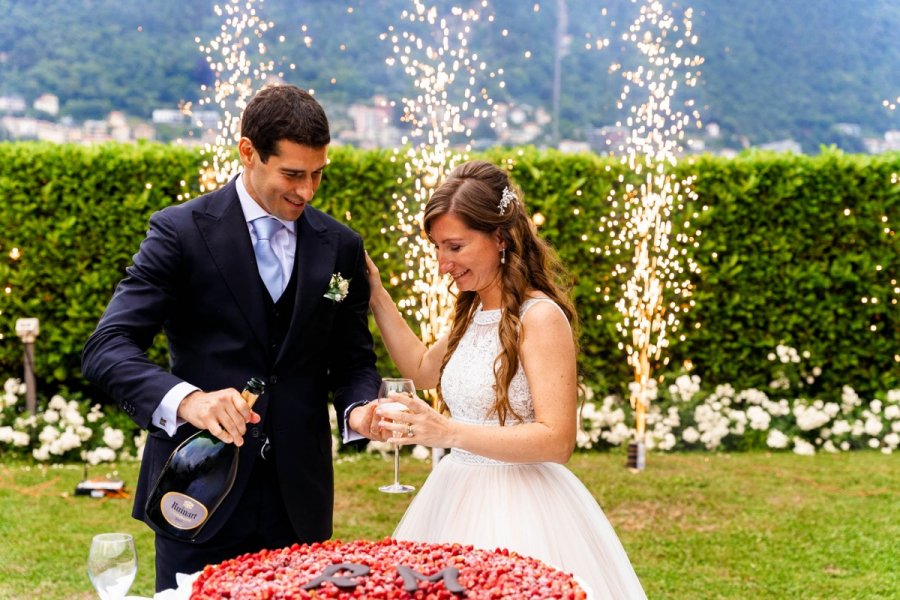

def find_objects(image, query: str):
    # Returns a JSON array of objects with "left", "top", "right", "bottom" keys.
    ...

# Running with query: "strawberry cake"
[{"left": 191, "top": 538, "right": 588, "bottom": 599}]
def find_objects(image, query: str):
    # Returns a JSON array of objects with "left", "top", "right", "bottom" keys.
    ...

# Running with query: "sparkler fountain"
[
  {"left": 381, "top": 1, "right": 503, "bottom": 455},
  {"left": 192, "top": 0, "right": 279, "bottom": 193},
  {"left": 599, "top": 0, "right": 704, "bottom": 471}
]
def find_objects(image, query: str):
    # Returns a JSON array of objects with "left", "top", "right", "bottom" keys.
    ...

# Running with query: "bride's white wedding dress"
[{"left": 393, "top": 298, "right": 647, "bottom": 599}]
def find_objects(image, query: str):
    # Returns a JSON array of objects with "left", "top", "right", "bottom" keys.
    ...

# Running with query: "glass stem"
[{"left": 393, "top": 445, "right": 401, "bottom": 486}]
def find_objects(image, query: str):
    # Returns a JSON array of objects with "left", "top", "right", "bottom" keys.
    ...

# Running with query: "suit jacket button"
[
  {"left": 270, "top": 375, "right": 278, "bottom": 384},
  {"left": 250, "top": 427, "right": 260, "bottom": 438}
]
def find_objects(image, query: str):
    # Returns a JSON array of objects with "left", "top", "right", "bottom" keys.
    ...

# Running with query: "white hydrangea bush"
[
  {"left": 1, "top": 378, "right": 145, "bottom": 464},
  {"left": 576, "top": 345, "right": 900, "bottom": 456}
]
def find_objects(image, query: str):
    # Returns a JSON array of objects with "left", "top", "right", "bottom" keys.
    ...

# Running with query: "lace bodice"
[
  {"left": 442, "top": 298, "right": 563, "bottom": 464},
  {"left": 441, "top": 298, "right": 564, "bottom": 466}
]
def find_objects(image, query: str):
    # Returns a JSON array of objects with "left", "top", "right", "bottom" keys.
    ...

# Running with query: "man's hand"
[
  {"left": 177, "top": 389, "right": 261, "bottom": 446},
  {"left": 348, "top": 401, "right": 388, "bottom": 441}
]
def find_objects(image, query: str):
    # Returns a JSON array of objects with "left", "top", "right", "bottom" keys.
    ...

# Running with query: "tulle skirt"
[{"left": 393, "top": 450, "right": 646, "bottom": 600}]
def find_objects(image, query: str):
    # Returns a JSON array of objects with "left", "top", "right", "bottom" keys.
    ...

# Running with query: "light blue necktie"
[{"left": 250, "top": 216, "right": 285, "bottom": 301}]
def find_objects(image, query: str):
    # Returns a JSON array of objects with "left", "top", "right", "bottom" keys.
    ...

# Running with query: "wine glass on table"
[
  {"left": 378, "top": 377, "right": 416, "bottom": 494},
  {"left": 87, "top": 533, "right": 137, "bottom": 600}
]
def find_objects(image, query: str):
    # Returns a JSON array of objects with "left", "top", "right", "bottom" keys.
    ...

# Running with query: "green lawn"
[{"left": 0, "top": 451, "right": 897, "bottom": 599}]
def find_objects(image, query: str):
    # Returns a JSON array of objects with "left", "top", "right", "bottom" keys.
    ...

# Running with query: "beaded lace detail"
[{"left": 443, "top": 298, "right": 560, "bottom": 465}]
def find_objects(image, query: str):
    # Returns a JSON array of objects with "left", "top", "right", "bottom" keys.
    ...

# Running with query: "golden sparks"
[
  {"left": 382, "top": 1, "right": 503, "bottom": 348},
  {"left": 195, "top": 0, "right": 278, "bottom": 191},
  {"left": 600, "top": 0, "right": 704, "bottom": 441}
]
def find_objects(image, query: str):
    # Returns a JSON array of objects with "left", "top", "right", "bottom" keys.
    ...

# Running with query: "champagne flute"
[
  {"left": 87, "top": 533, "right": 137, "bottom": 600},
  {"left": 378, "top": 378, "right": 416, "bottom": 494}
]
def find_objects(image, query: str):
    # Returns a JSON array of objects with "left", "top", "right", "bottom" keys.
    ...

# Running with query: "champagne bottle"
[{"left": 145, "top": 378, "right": 265, "bottom": 541}]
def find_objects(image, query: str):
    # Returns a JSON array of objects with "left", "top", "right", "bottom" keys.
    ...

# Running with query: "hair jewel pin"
[{"left": 498, "top": 187, "right": 518, "bottom": 215}]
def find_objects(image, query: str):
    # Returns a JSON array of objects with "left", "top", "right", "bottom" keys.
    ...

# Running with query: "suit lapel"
[{"left": 193, "top": 182, "right": 269, "bottom": 351}]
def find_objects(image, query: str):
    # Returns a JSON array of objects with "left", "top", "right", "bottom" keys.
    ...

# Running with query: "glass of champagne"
[
  {"left": 87, "top": 533, "right": 137, "bottom": 600},
  {"left": 378, "top": 377, "right": 416, "bottom": 494}
]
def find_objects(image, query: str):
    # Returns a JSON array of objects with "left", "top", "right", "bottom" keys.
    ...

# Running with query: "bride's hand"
[
  {"left": 364, "top": 252, "right": 385, "bottom": 296},
  {"left": 376, "top": 392, "right": 451, "bottom": 448}
]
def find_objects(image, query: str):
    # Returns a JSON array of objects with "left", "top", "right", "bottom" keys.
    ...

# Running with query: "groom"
[{"left": 82, "top": 84, "right": 383, "bottom": 592}]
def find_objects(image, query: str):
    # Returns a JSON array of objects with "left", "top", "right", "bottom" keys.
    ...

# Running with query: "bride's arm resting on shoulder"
[
  {"left": 365, "top": 252, "right": 448, "bottom": 389},
  {"left": 378, "top": 301, "right": 578, "bottom": 464}
]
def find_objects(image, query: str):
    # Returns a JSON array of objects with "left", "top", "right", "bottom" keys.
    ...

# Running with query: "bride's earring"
[{"left": 501, "top": 247, "right": 506, "bottom": 265}]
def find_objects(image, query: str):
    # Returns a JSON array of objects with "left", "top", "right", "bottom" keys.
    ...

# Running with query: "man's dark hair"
[{"left": 240, "top": 84, "right": 330, "bottom": 162}]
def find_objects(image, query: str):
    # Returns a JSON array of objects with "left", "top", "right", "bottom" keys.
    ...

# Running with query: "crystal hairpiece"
[{"left": 498, "top": 186, "right": 518, "bottom": 215}]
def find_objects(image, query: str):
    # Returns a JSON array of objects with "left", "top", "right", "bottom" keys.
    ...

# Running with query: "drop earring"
[{"left": 501, "top": 247, "right": 506, "bottom": 264}]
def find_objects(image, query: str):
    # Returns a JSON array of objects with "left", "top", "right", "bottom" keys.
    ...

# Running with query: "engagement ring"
[{"left": 406, "top": 424, "right": 414, "bottom": 437}]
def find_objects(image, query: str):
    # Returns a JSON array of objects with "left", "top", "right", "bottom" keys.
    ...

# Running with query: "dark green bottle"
[{"left": 145, "top": 378, "right": 265, "bottom": 540}]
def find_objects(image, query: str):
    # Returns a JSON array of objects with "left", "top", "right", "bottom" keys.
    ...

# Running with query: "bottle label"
[{"left": 160, "top": 491, "right": 209, "bottom": 530}]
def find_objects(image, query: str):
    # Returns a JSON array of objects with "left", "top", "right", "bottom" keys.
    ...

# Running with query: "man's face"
[{"left": 239, "top": 138, "right": 328, "bottom": 222}]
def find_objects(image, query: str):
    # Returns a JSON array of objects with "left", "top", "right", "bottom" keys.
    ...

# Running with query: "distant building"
[
  {"left": 345, "top": 96, "right": 401, "bottom": 148},
  {"left": 0, "top": 95, "right": 26, "bottom": 113},
  {"left": 863, "top": 130, "right": 900, "bottom": 154},
  {"left": 558, "top": 140, "right": 591, "bottom": 153},
  {"left": 191, "top": 110, "right": 220, "bottom": 132},
  {"left": 758, "top": 139, "right": 802, "bottom": 154},
  {"left": 133, "top": 123, "right": 156, "bottom": 141},
  {"left": 834, "top": 123, "right": 861, "bottom": 137},
  {"left": 33, "top": 93, "right": 60, "bottom": 116},
  {"left": 586, "top": 126, "right": 628, "bottom": 154},
  {"left": 152, "top": 109, "right": 185, "bottom": 125}
]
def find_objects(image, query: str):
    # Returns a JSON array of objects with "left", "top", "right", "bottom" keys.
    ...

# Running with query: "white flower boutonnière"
[{"left": 324, "top": 272, "right": 351, "bottom": 303}]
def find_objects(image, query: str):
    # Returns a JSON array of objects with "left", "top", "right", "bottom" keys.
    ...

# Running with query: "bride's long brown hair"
[{"left": 424, "top": 160, "right": 578, "bottom": 425}]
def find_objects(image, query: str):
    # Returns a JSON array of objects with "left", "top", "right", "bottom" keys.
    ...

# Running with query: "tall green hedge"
[{"left": 0, "top": 142, "right": 897, "bottom": 403}]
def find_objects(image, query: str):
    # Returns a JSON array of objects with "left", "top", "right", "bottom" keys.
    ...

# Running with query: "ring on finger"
[{"left": 406, "top": 423, "right": 414, "bottom": 438}]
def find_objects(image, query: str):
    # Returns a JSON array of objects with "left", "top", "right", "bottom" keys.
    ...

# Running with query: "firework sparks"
[
  {"left": 382, "top": 0, "right": 504, "bottom": 348},
  {"left": 193, "top": 0, "right": 279, "bottom": 191},
  {"left": 599, "top": 0, "right": 705, "bottom": 450}
]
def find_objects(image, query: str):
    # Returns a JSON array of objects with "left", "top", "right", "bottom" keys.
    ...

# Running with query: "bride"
[{"left": 364, "top": 160, "right": 646, "bottom": 598}]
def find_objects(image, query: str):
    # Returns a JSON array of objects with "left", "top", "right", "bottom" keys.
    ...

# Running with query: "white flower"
[
  {"left": 134, "top": 430, "right": 148, "bottom": 461},
  {"left": 670, "top": 374, "right": 701, "bottom": 403},
  {"left": 103, "top": 428, "right": 125, "bottom": 450},
  {"left": 0, "top": 426, "right": 14, "bottom": 443},
  {"left": 42, "top": 409, "right": 60, "bottom": 424},
  {"left": 56, "top": 429, "right": 82, "bottom": 453},
  {"left": 792, "top": 437, "right": 815, "bottom": 456},
  {"left": 323, "top": 272, "right": 351, "bottom": 303},
  {"left": 884, "top": 405, "right": 900, "bottom": 421},
  {"left": 867, "top": 438, "right": 880, "bottom": 449},
  {"left": 39, "top": 425, "right": 60, "bottom": 444},
  {"left": 85, "top": 447, "right": 117, "bottom": 465},
  {"left": 884, "top": 433, "right": 900, "bottom": 449},
  {"left": 869, "top": 400, "right": 883, "bottom": 414},
  {"left": 746, "top": 405, "right": 771, "bottom": 431},
  {"left": 831, "top": 420, "right": 851, "bottom": 436},
  {"left": 87, "top": 404, "right": 103, "bottom": 423},
  {"left": 766, "top": 429, "right": 789, "bottom": 449},
  {"left": 841, "top": 386, "right": 861, "bottom": 412},
  {"left": 682, "top": 426, "right": 700, "bottom": 444},
  {"left": 769, "top": 376, "right": 790, "bottom": 390},
  {"left": 822, "top": 440, "right": 838, "bottom": 453},
  {"left": 411, "top": 445, "right": 431, "bottom": 461},
  {"left": 864, "top": 417, "right": 883, "bottom": 437},
  {"left": 714, "top": 384, "right": 736, "bottom": 399},
  {"left": 3, "top": 378, "right": 20, "bottom": 394},
  {"left": 365, "top": 439, "right": 393, "bottom": 459},
  {"left": 794, "top": 404, "right": 831, "bottom": 431},
  {"left": 48, "top": 395, "right": 68, "bottom": 411}
]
